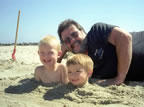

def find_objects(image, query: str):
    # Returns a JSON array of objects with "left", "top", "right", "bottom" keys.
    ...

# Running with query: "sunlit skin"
[
  {"left": 60, "top": 23, "right": 132, "bottom": 86},
  {"left": 34, "top": 42, "right": 69, "bottom": 84},
  {"left": 38, "top": 43, "right": 59, "bottom": 70},
  {"left": 61, "top": 25, "right": 86, "bottom": 53},
  {"left": 67, "top": 64, "right": 90, "bottom": 87}
]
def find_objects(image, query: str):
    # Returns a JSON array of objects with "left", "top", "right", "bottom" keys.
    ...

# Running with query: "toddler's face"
[
  {"left": 38, "top": 43, "right": 58, "bottom": 66},
  {"left": 67, "top": 64, "right": 89, "bottom": 87}
]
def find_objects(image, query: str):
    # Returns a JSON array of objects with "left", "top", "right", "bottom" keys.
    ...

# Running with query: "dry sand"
[{"left": 0, "top": 46, "right": 144, "bottom": 107}]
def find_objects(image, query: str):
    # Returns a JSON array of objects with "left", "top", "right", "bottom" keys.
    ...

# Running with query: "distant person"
[
  {"left": 57, "top": 19, "right": 144, "bottom": 85},
  {"left": 34, "top": 35, "right": 69, "bottom": 84},
  {"left": 66, "top": 54, "right": 93, "bottom": 87}
]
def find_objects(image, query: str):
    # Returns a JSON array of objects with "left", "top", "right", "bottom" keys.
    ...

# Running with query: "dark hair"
[{"left": 57, "top": 19, "right": 86, "bottom": 43}]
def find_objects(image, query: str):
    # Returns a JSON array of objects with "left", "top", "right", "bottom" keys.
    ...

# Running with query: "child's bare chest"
[{"left": 40, "top": 70, "right": 61, "bottom": 83}]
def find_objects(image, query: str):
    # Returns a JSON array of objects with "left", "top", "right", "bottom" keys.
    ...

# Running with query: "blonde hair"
[
  {"left": 38, "top": 35, "right": 61, "bottom": 51},
  {"left": 66, "top": 54, "right": 94, "bottom": 72}
]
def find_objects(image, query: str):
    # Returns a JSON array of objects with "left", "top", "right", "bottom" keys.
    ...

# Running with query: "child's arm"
[
  {"left": 34, "top": 67, "right": 41, "bottom": 82},
  {"left": 61, "top": 64, "right": 69, "bottom": 84}
]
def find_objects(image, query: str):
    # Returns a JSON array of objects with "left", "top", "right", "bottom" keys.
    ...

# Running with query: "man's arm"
[
  {"left": 57, "top": 49, "right": 68, "bottom": 63},
  {"left": 108, "top": 27, "right": 132, "bottom": 85},
  {"left": 57, "top": 43, "right": 68, "bottom": 63}
]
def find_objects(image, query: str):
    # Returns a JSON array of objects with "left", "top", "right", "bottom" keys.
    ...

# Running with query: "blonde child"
[
  {"left": 66, "top": 54, "right": 94, "bottom": 87},
  {"left": 34, "top": 35, "right": 69, "bottom": 84}
]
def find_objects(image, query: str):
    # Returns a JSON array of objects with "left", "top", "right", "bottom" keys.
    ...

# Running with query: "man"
[{"left": 57, "top": 19, "right": 144, "bottom": 85}]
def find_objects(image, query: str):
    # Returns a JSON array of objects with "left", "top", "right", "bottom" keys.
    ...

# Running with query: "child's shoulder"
[
  {"left": 35, "top": 65, "right": 44, "bottom": 72},
  {"left": 34, "top": 65, "right": 45, "bottom": 82},
  {"left": 58, "top": 63, "right": 66, "bottom": 67},
  {"left": 57, "top": 63, "right": 67, "bottom": 70}
]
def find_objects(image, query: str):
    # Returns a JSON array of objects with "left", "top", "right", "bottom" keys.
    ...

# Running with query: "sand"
[{"left": 0, "top": 46, "right": 144, "bottom": 107}]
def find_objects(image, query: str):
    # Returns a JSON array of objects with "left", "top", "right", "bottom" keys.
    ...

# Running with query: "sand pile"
[{"left": 0, "top": 46, "right": 144, "bottom": 107}]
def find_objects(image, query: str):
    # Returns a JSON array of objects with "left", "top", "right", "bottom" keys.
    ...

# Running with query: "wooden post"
[{"left": 12, "top": 10, "right": 21, "bottom": 60}]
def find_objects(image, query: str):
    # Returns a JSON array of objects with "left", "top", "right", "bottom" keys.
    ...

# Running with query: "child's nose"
[
  {"left": 71, "top": 72, "right": 77, "bottom": 76},
  {"left": 43, "top": 54, "right": 49, "bottom": 59}
]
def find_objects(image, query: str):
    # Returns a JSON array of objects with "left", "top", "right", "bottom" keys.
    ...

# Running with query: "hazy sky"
[{"left": 0, "top": 0, "right": 144, "bottom": 43}]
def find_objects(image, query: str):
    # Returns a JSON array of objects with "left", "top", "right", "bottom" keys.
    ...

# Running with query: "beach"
[{"left": 0, "top": 46, "right": 144, "bottom": 107}]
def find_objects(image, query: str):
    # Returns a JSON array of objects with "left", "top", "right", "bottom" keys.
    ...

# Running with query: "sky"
[{"left": 0, "top": 0, "right": 144, "bottom": 43}]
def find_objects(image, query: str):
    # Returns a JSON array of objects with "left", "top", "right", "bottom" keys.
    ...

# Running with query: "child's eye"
[
  {"left": 40, "top": 52, "right": 45, "bottom": 55},
  {"left": 48, "top": 52, "right": 54, "bottom": 55}
]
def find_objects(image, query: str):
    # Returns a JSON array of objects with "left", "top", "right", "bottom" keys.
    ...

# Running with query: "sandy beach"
[{"left": 0, "top": 46, "right": 144, "bottom": 107}]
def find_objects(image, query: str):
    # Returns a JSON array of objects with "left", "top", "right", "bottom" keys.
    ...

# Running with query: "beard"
[
  {"left": 78, "top": 37, "right": 88, "bottom": 53},
  {"left": 66, "top": 38, "right": 87, "bottom": 54}
]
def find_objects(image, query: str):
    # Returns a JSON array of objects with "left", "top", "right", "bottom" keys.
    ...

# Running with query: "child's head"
[
  {"left": 38, "top": 35, "right": 61, "bottom": 66},
  {"left": 66, "top": 54, "right": 94, "bottom": 87}
]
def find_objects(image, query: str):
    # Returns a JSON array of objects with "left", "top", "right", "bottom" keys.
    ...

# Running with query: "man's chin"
[
  {"left": 73, "top": 49, "right": 87, "bottom": 54},
  {"left": 72, "top": 49, "right": 81, "bottom": 54}
]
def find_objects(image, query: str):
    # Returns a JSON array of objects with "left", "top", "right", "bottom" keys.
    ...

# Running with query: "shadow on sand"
[
  {"left": 43, "top": 83, "right": 76, "bottom": 101},
  {"left": 5, "top": 78, "right": 76, "bottom": 101},
  {"left": 5, "top": 78, "right": 40, "bottom": 94}
]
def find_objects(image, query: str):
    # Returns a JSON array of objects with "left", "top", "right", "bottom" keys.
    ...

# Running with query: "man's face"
[{"left": 61, "top": 25, "right": 86, "bottom": 53}]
